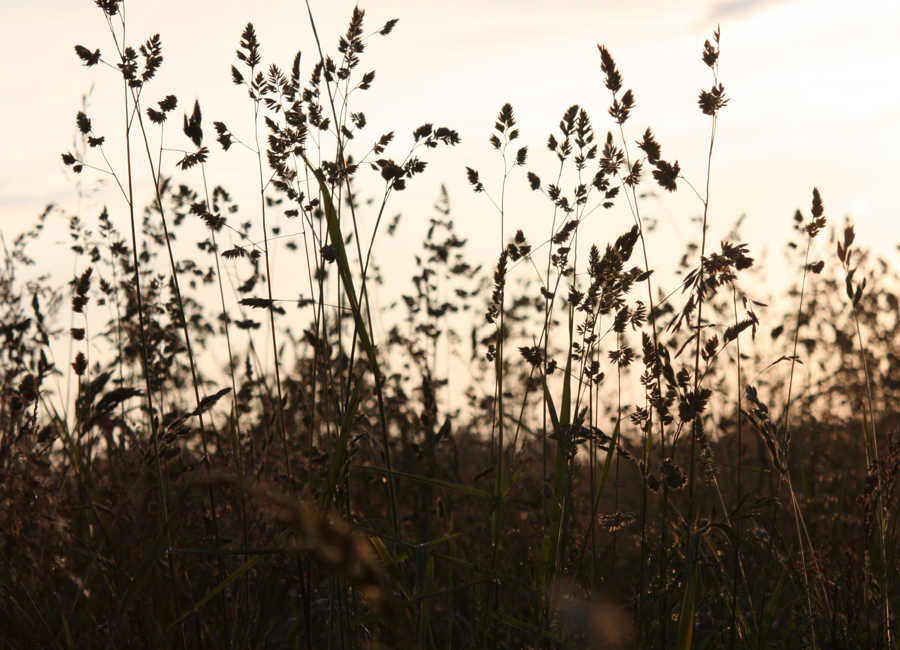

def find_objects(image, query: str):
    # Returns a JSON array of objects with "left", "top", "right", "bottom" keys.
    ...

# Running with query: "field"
[{"left": 1, "top": 2, "right": 897, "bottom": 648}]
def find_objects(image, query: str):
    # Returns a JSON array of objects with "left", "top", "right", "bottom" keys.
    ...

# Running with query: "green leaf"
[
  {"left": 370, "top": 535, "right": 412, "bottom": 600},
  {"left": 320, "top": 381, "right": 363, "bottom": 508},
  {"left": 761, "top": 571, "right": 786, "bottom": 635},
  {"left": 299, "top": 153, "right": 377, "bottom": 370},
  {"left": 353, "top": 465, "right": 490, "bottom": 499},
  {"left": 676, "top": 565, "right": 697, "bottom": 650},
  {"left": 591, "top": 418, "right": 621, "bottom": 513},
  {"left": 172, "top": 529, "right": 292, "bottom": 626},
  {"left": 541, "top": 377, "right": 560, "bottom": 434}
]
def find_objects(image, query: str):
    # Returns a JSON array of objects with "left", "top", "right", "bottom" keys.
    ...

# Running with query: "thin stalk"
[
  {"left": 689, "top": 107, "right": 717, "bottom": 513},
  {"left": 304, "top": 0, "right": 399, "bottom": 535},
  {"left": 782, "top": 236, "right": 812, "bottom": 436},
  {"left": 542, "top": 160, "right": 565, "bottom": 539},
  {"left": 129, "top": 115, "right": 229, "bottom": 635},
  {"left": 683, "top": 70, "right": 719, "bottom": 648},
  {"left": 252, "top": 103, "right": 291, "bottom": 480},
  {"left": 780, "top": 231, "right": 829, "bottom": 646},
  {"left": 109, "top": 12, "right": 181, "bottom": 641},
  {"left": 730, "top": 286, "right": 743, "bottom": 650},
  {"left": 490, "top": 147, "right": 509, "bottom": 573},
  {"left": 199, "top": 165, "right": 250, "bottom": 570},
  {"left": 614, "top": 115, "right": 667, "bottom": 646},
  {"left": 849, "top": 293, "right": 892, "bottom": 648}
]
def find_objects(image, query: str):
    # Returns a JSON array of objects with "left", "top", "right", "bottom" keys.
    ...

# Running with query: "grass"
[{"left": 1, "top": 2, "right": 898, "bottom": 648}]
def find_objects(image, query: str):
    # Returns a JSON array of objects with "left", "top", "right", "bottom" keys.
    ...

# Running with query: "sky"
[{"left": 1, "top": 0, "right": 898, "bottom": 377}]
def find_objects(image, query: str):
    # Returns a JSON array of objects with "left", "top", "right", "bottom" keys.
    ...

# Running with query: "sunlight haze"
[{"left": 1, "top": 0, "right": 897, "bottom": 302}]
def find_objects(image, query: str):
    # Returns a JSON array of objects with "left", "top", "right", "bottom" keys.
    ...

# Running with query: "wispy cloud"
[{"left": 707, "top": 0, "right": 788, "bottom": 21}]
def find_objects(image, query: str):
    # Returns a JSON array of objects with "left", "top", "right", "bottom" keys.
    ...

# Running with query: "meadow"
[{"left": 1, "top": 2, "right": 897, "bottom": 648}]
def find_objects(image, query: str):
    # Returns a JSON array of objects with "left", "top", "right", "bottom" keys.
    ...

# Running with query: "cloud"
[{"left": 708, "top": 0, "right": 787, "bottom": 20}]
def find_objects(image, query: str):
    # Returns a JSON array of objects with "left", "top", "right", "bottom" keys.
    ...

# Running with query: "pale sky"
[{"left": 2, "top": 0, "right": 898, "bottom": 310}]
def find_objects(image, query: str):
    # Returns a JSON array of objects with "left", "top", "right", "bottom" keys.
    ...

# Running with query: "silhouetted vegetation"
[{"left": 1, "top": 3, "right": 897, "bottom": 648}]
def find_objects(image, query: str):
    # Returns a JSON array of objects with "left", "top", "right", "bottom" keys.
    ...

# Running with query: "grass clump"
[{"left": 1, "top": 2, "right": 897, "bottom": 648}]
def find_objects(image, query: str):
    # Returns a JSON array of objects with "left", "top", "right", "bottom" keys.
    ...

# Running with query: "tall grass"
[{"left": 1, "top": 2, "right": 897, "bottom": 648}]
